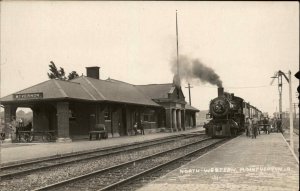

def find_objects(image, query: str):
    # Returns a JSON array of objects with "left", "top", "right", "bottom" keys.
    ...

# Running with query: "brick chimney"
[{"left": 86, "top": 66, "right": 100, "bottom": 79}]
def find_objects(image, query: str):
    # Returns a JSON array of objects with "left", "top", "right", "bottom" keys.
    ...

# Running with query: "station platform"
[
  {"left": 283, "top": 129, "right": 299, "bottom": 158},
  {"left": 139, "top": 133, "right": 299, "bottom": 191},
  {"left": 0, "top": 127, "right": 203, "bottom": 165}
]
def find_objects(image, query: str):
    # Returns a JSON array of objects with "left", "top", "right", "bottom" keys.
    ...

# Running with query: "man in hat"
[{"left": 252, "top": 117, "right": 258, "bottom": 139}]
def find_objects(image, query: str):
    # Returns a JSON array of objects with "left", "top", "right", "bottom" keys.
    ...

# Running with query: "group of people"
[
  {"left": 133, "top": 121, "right": 145, "bottom": 135},
  {"left": 245, "top": 116, "right": 283, "bottom": 139},
  {"left": 0, "top": 117, "right": 32, "bottom": 141},
  {"left": 246, "top": 117, "right": 259, "bottom": 139},
  {"left": 273, "top": 118, "right": 283, "bottom": 133},
  {"left": 0, "top": 117, "right": 19, "bottom": 141}
]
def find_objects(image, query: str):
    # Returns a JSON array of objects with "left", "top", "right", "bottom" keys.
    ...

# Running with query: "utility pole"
[
  {"left": 271, "top": 70, "right": 294, "bottom": 152},
  {"left": 185, "top": 83, "right": 193, "bottom": 105},
  {"left": 288, "top": 71, "right": 294, "bottom": 152},
  {"left": 278, "top": 74, "right": 283, "bottom": 120},
  {"left": 271, "top": 71, "right": 287, "bottom": 120}
]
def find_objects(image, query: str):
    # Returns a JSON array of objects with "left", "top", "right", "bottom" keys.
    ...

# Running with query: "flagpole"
[{"left": 176, "top": 10, "right": 179, "bottom": 77}]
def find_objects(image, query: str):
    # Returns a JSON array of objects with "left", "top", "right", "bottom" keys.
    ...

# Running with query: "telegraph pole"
[
  {"left": 271, "top": 70, "right": 293, "bottom": 141},
  {"left": 271, "top": 71, "right": 286, "bottom": 120},
  {"left": 288, "top": 71, "right": 294, "bottom": 152},
  {"left": 185, "top": 83, "right": 193, "bottom": 105},
  {"left": 274, "top": 70, "right": 294, "bottom": 152},
  {"left": 278, "top": 74, "right": 283, "bottom": 119}
]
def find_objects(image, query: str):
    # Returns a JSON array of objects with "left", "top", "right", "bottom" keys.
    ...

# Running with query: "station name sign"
[{"left": 13, "top": 93, "right": 43, "bottom": 100}]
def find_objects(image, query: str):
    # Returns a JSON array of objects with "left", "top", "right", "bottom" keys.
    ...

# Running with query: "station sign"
[{"left": 13, "top": 92, "right": 43, "bottom": 100}]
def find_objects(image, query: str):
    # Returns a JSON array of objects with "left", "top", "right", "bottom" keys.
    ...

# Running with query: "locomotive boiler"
[{"left": 204, "top": 87, "right": 245, "bottom": 137}]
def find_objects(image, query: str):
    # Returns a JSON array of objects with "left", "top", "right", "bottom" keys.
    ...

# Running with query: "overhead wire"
[{"left": 191, "top": 83, "right": 288, "bottom": 89}]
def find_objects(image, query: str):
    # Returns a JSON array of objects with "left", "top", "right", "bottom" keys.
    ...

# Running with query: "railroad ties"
[{"left": 0, "top": 131, "right": 229, "bottom": 191}]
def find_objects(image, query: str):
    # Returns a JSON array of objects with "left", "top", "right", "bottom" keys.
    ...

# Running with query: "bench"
[
  {"left": 17, "top": 130, "right": 56, "bottom": 142},
  {"left": 89, "top": 124, "right": 108, "bottom": 140}
]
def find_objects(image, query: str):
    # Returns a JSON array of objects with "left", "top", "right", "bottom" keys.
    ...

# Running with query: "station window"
[
  {"left": 150, "top": 115, "right": 155, "bottom": 122},
  {"left": 143, "top": 114, "right": 155, "bottom": 122},
  {"left": 104, "top": 111, "right": 111, "bottom": 121},
  {"left": 143, "top": 115, "right": 149, "bottom": 122}
]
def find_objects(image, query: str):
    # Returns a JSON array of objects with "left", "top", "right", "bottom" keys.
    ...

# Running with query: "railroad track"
[
  {"left": 34, "top": 137, "right": 227, "bottom": 191},
  {"left": 0, "top": 132, "right": 205, "bottom": 180}
]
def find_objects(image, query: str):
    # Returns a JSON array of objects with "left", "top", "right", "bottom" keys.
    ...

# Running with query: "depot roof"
[
  {"left": 0, "top": 76, "right": 159, "bottom": 107},
  {"left": 135, "top": 83, "right": 174, "bottom": 99},
  {"left": 185, "top": 104, "right": 200, "bottom": 112},
  {"left": 1, "top": 76, "right": 199, "bottom": 111}
]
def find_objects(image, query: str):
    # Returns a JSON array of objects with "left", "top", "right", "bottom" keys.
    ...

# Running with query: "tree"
[
  {"left": 47, "top": 61, "right": 67, "bottom": 80},
  {"left": 68, "top": 71, "right": 79, "bottom": 80},
  {"left": 47, "top": 61, "right": 79, "bottom": 80}
]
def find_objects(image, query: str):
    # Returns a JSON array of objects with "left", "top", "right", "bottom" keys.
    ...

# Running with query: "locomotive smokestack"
[{"left": 218, "top": 87, "right": 224, "bottom": 97}]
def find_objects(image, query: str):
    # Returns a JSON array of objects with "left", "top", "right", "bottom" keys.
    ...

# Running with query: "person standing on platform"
[
  {"left": 273, "top": 118, "right": 278, "bottom": 132},
  {"left": 276, "top": 119, "right": 282, "bottom": 133},
  {"left": 245, "top": 117, "right": 249, "bottom": 137},
  {"left": 247, "top": 117, "right": 253, "bottom": 138},
  {"left": 266, "top": 117, "right": 270, "bottom": 134},
  {"left": 139, "top": 120, "right": 145, "bottom": 135},
  {"left": 273, "top": 118, "right": 278, "bottom": 133},
  {"left": 133, "top": 122, "right": 138, "bottom": 135},
  {"left": 262, "top": 117, "right": 269, "bottom": 134},
  {"left": 252, "top": 117, "right": 258, "bottom": 139},
  {"left": 18, "top": 118, "right": 24, "bottom": 128}
]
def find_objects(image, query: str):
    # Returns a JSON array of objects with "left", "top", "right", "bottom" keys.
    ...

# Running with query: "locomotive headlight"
[
  {"left": 210, "top": 97, "right": 230, "bottom": 117},
  {"left": 214, "top": 104, "right": 223, "bottom": 112}
]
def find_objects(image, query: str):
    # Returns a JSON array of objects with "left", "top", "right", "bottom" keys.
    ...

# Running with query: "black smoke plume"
[{"left": 171, "top": 56, "right": 223, "bottom": 87}]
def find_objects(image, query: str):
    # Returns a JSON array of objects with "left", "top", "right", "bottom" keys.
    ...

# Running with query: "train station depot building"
[{"left": 0, "top": 67, "right": 199, "bottom": 142}]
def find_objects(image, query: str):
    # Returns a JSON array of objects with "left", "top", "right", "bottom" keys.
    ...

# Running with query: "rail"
[
  {"left": 0, "top": 132, "right": 205, "bottom": 180},
  {"left": 33, "top": 137, "right": 225, "bottom": 191}
]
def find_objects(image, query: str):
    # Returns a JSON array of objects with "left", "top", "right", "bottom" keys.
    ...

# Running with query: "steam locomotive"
[{"left": 204, "top": 87, "right": 262, "bottom": 138}]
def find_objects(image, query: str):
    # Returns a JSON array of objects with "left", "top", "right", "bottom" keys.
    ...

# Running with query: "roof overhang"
[{"left": 0, "top": 98, "right": 162, "bottom": 108}]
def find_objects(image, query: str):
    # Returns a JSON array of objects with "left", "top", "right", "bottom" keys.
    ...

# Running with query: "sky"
[{"left": 0, "top": 1, "right": 299, "bottom": 116}]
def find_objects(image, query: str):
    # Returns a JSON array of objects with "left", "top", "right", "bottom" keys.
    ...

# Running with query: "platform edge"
[{"left": 280, "top": 133, "right": 299, "bottom": 164}]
